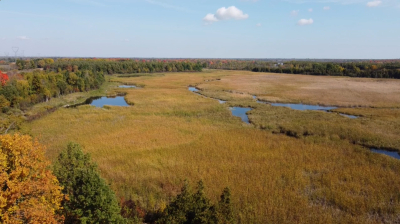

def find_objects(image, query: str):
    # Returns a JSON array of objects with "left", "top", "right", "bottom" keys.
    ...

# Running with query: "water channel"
[
  {"left": 371, "top": 148, "right": 400, "bottom": 160},
  {"left": 119, "top": 85, "right": 139, "bottom": 88}
]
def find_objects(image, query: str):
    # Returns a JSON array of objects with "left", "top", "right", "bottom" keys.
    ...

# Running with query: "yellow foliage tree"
[{"left": 0, "top": 134, "right": 64, "bottom": 223}]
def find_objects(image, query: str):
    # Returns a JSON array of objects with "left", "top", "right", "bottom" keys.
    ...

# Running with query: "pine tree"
[
  {"left": 215, "top": 188, "right": 234, "bottom": 224},
  {"left": 53, "top": 142, "right": 126, "bottom": 224},
  {"left": 157, "top": 180, "right": 234, "bottom": 224},
  {"left": 190, "top": 181, "right": 213, "bottom": 223}
]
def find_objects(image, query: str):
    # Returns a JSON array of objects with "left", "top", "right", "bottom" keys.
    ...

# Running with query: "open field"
[
  {"left": 198, "top": 71, "right": 400, "bottom": 108},
  {"left": 23, "top": 70, "right": 400, "bottom": 223}
]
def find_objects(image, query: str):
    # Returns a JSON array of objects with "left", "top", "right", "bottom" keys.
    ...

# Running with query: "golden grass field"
[
  {"left": 197, "top": 71, "right": 400, "bottom": 107},
  {"left": 23, "top": 70, "right": 400, "bottom": 223}
]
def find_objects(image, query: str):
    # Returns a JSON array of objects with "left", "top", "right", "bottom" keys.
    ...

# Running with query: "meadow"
[{"left": 23, "top": 70, "right": 400, "bottom": 223}]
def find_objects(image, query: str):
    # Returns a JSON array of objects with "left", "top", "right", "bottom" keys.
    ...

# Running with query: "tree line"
[
  {"left": 0, "top": 134, "right": 234, "bottom": 224},
  {"left": 15, "top": 57, "right": 400, "bottom": 79},
  {"left": 0, "top": 69, "right": 105, "bottom": 110},
  {"left": 16, "top": 58, "right": 204, "bottom": 74},
  {"left": 205, "top": 60, "right": 400, "bottom": 79}
]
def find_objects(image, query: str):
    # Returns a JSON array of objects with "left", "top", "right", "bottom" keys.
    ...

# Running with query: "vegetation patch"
[{"left": 23, "top": 70, "right": 400, "bottom": 223}]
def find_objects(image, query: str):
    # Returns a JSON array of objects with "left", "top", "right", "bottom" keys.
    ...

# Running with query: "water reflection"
[
  {"left": 119, "top": 85, "right": 138, "bottom": 88},
  {"left": 189, "top": 87, "right": 200, "bottom": 92},
  {"left": 69, "top": 96, "right": 129, "bottom": 108},
  {"left": 371, "top": 148, "right": 400, "bottom": 160},
  {"left": 230, "top": 107, "right": 252, "bottom": 124},
  {"left": 270, "top": 103, "right": 337, "bottom": 111}
]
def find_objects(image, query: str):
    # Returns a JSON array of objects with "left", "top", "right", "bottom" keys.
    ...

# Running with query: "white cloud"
[
  {"left": 308, "top": 8, "right": 313, "bottom": 12},
  {"left": 203, "top": 6, "right": 249, "bottom": 24},
  {"left": 16, "top": 36, "right": 29, "bottom": 40},
  {"left": 124, "top": 39, "right": 130, "bottom": 42},
  {"left": 215, "top": 6, "right": 249, "bottom": 20},
  {"left": 367, "top": 0, "right": 382, "bottom": 6},
  {"left": 297, "top": 18, "right": 314, "bottom": 25},
  {"left": 256, "top": 23, "right": 262, "bottom": 27},
  {"left": 323, "top": 6, "right": 330, "bottom": 10},
  {"left": 1, "top": 37, "right": 6, "bottom": 40},
  {"left": 203, "top": 13, "right": 219, "bottom": 23},
  {"left": 291, "top": 10, "right": 299, "bottom": 16}
]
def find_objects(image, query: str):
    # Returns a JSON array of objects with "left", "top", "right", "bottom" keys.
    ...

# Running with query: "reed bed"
[{"left": 23, "top": 70, "right": 400, "bottom": 223}]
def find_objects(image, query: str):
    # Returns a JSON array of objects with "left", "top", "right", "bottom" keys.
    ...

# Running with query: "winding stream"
[
  {"left": 371, "top": 148, "right": 400, "bottom": 160},
  {"left": 254, "top": 96, "right": 358, "bottom": 118},
  {"left": 189, "top": 87, "right": 250, "bottom": 122},
  {"left": 188, "top": 87, "right": 397, "bottom": 160},
  {"left": 119, "top": 85, "right": 139, "bottom": 88}
]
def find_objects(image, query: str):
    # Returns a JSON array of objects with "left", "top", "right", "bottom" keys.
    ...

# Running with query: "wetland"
[{"left": 23, "top": 70, "right": 400, "bottom": 224}]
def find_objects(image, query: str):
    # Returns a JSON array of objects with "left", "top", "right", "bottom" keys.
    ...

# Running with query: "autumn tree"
[
  {"left": 0, "top": 71, "right": 9, "bottom": 86},
  {"left": 53, "top": 142, "right": 126, "bottom": 224},
  {"left": 0, "top": 134, "right": 64, "bottom": 223}
]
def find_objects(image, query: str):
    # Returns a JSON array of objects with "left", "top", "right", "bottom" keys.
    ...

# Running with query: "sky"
[{"left": 0, "top": 0, "right": 399, "bottom": 59}]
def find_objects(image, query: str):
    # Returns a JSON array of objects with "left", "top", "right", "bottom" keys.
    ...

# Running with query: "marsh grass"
[
  {"left": 23, "top": 70, "right": 400, "bottom": 223},
  {"left": 198, "top": 71, "right": 400, "bottom": 108}
]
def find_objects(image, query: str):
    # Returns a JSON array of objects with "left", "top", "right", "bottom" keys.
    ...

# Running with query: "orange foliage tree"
[
  {"left": 0, "top": 134, "right": 64, "bottom": 223},
  {"left": 0, "top": 71, "right": 9, "bottom": 86}
]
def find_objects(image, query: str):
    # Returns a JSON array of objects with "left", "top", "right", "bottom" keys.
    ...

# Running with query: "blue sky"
[{"left": 0, "top": 0, "right": 399, "bottom": 58}]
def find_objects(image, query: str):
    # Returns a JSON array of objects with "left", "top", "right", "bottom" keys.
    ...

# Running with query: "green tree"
[
  {"left": 37, "top": 60, "right": 46, "bottom": 68},
  {"left": 157, "top": 181, "right": 234, "bottom": 224},
  {"left": 0, "top": 95, "right": 10, "bottom": 109},
  {"left": 67, "top": 72, "right": 79, "bottom": 86},
  {"left": 214, "top": 188, "right": 234, "bottom": 224},
  {"left": 53, "top": 143, "right": 126, "bottom": 224}
]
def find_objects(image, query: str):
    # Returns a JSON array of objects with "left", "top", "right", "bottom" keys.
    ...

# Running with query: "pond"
[
  {"left": 230, "top": 107, "right": 252, "bottom": 124},
  {"left": 371, "top": 148, "right": 400, "bottom": 160},
  {"left": 189, "top": 87, "right": 200, "bottom": 92},
  {"left": 119, "top": 85, "right": 138, "bottom": 88},
  {"left": 69, "top": 96, "right": 129, "bottom": 108}
]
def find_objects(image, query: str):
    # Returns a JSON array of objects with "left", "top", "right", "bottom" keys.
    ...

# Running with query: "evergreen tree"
[
  {"left": 214, "top": 188, "right": 234, "bottom": 224},
  {"left": 53, "top": 142, "right": 126, "bottom": 224},
  {"left": 157, "top": 181, "right": 234, "bottom": 224}
]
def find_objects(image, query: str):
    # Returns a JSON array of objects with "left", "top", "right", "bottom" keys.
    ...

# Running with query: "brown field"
[
  {"left": 22, "top": 70, "right": 400, "bottom": 223},
  {"left": 198, "top": 71, "right": 400, "bottom": 107}
]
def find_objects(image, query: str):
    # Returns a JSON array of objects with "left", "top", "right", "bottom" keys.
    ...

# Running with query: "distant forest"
[
  {"left": 13, "top": 58, "right": 204, "bottom": 74},
  {"left": 205, "top": 60, "right": 400, "bottom": 79},
  {"left": 4, "top": 57, "right": 400, "bottom": 79}
]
